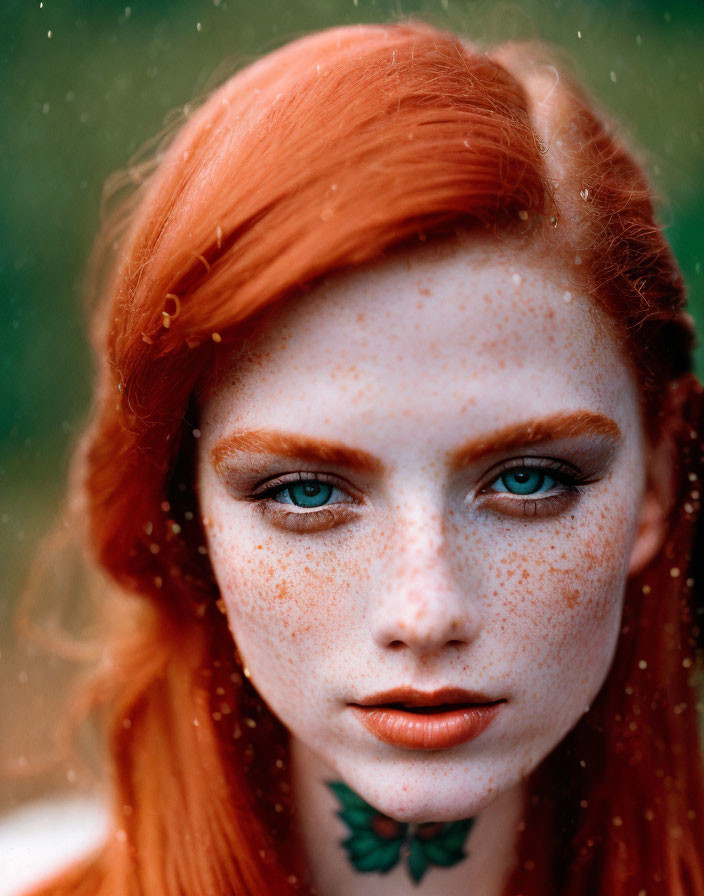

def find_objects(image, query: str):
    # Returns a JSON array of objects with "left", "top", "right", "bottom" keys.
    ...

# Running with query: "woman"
[{"left": 25, "top": 19, "right": 704, "bottom": 896}]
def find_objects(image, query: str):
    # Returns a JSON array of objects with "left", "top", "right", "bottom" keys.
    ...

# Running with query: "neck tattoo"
[{"left": 327, "top": 781, "right": 475, "bottom": 885}]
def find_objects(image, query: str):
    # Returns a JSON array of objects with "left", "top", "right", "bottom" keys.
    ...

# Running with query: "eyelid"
[
  {"left": 479, "top": 456, "right": 584, "bottom": 493},
  {"left": 473, "top": 456, "right": 592, "bottom": 519},
  {"left": 249, "top": 472, "right": 362, "bottom": 533},
  {"left": 251, "top": 470, "right": 361, "bottom": 502}
]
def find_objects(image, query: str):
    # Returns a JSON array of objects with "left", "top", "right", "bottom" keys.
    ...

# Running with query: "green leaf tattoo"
[{"left": 327, "top": 781, "right": 475, "bottom": 884}]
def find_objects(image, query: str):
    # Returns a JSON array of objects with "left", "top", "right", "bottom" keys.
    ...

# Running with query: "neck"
[{"left": 289, "top": 738, "right": 525, "bottom": 896}]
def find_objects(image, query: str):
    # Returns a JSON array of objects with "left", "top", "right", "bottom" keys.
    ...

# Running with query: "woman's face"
[{"left": 197, "top": 239, "right": 652, "bottom": 823}]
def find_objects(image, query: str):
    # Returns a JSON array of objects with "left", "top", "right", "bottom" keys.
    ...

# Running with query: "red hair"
[{"left": 29, "top": 20, "right": 704, "bottom": 896}]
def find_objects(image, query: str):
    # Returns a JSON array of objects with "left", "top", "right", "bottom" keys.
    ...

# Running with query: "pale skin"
[{"left": 196, "top": 238, "right": 672, "bottom": 895}]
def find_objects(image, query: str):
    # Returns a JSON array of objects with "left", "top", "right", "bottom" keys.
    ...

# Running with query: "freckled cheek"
[
  {"left": 206, "top": 522, "right": 364, "bottom": 641},
  {"left": 486, "top": 505, "right": 633, "bottom": 663}
]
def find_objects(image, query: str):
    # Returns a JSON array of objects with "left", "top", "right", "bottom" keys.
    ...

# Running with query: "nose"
[{"left": 370, "top": 505, "right": 482, "bottom": 656}]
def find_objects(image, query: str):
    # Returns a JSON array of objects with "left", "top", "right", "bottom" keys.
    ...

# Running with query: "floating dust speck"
[
  {"left": 638, "top": 660, "right": 648, "bottom": 670},
  {"left": 563, "top": 291, "right": 572, "bottom": 303},
  {"left": 212, "top": 332, "right": 222, "bottom": 343},
  {"left": 192, "top": 428, "right": 201, "bottom": 439},
  {"left": 164, "top": 293, "right": 181, "bottom": 319},
  {"left": 518, "top": 209, "right": 529, "bottom": 221},
  {"left": 580, "top": 188, "right": 589, "bottom": 201},
  {"left": 642, "top": 584, "right": 651, "bottom": 594},
  {"left": 47, "top": 29, "right": 52, "bottom": 38},
  {"left": 670, "top": 567, "right": 680, "bottom": 578},
  {"left": 577, "top": 30, "right": 582, "bottom": 38},
  {"left": 610, "top": 71, "right": 617, "bottom": 83},
  {"left": 512, "top": 273, "right": 522, "bottom": 286},
  {"left": 193, "top": 252, "right": 210, "bottom": 272},
  {"left": 196, "top": 21, "right": 202, "bottom": 31}
]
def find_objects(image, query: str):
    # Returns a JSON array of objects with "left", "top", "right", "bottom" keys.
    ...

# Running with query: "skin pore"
[{"left": 196, "top": 238, "right": 663, "bottom": 895}]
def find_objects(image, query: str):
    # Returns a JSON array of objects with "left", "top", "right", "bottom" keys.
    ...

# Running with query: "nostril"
[
  {"left": 447, "top": 640, "right": 465, "bottom": 647},
  {"left": 388, "top": 640, "right": 405, "bottom": 650}
]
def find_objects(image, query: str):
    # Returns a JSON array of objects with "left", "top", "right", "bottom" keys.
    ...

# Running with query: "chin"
[{"left": 339, "top": 761, "right": 509, "bottom": 823}]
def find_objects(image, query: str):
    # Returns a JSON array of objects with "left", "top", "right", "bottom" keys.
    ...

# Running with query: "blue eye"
[
  {"left": 274, "top": 481, "right": 335, "bottom": 508},
  {"left": 491, "top": 468, "right": 556, "bottom": 496}
]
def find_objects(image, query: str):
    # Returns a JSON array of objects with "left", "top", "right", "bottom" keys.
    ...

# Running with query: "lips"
[{"left": 349, "top": 688, "right": 504, "bottom": 751}]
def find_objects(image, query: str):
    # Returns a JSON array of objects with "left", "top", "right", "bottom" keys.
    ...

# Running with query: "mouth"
[
  {"left": 378, "top": 701, "right": 497, "bottom": 715},
  {"left": 349, "top": 688, "right": 505, "bottom": 751}
]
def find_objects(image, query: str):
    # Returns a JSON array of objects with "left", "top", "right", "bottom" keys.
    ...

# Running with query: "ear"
[{"left": 627, "top": 417, "right": 679, "bottom": 578}]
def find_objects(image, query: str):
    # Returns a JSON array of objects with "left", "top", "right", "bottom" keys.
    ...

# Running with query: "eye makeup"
[
  {"left": 476, "top": 456, "right": 597, "bottom": 519},
  {"left": 249, "top": 472, "right": 362, "bottom": 533},
  {"left": 212, "top": 413, "right": 622, "bottom": 533},
  {"left": 219, "top": 452, "right": 610, "bottom": 534}
]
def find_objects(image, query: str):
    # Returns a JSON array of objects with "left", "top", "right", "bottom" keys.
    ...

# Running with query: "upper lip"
[{"left": 350, "top": 687, "right": 504, "bottom": 708}]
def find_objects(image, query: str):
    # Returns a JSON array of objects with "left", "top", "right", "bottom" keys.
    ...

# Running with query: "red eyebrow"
[
  {"left": 448, "top": 411, "right": 621, "bottom": 469},
  {"left": 211, "top": 429, "right": 383, "bottom": 474},
  {"left": 211, "top": 411, "right": 621, "bottom": 476}
]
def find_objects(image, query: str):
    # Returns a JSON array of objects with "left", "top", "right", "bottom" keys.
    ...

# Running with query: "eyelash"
[
  {"left": 479, "top": 458, "right": 587, "bottom": 519},
  {"left": 249, "top": 460, "right": 589, "bottom": 532}
]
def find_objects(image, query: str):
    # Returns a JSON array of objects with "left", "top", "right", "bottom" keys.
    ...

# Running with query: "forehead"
[{"left": 205, "top": 240, "right": 639, "bottom": 445}]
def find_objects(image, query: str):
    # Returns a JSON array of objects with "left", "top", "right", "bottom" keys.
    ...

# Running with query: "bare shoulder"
[{"left": 0, "top": 797, "right": 108, "bottom": 896}]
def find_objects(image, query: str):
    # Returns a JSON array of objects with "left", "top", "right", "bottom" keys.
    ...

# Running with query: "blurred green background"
[{"left": 0, "top": 0, "right": 702, "bottom": 805}]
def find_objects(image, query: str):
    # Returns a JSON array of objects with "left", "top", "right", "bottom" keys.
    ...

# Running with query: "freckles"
[{"left": 562, "top": 587, "right": 580, "bottom": 611}]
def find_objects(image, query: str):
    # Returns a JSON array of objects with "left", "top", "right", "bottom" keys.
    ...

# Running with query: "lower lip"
[{"left": 350, "top": 703, "right": 503, "bottom": 751}]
